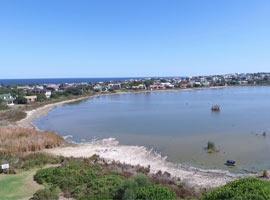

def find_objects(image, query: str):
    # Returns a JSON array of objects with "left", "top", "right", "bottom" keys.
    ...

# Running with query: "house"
[
  {"left": 131, "top": 84, "right": 146, "bottom": 90},
  {"left": 24, "top": 95, "right": 37, "bottom": 104},
  {"left": 45, "top": 84, "right": 60, "bottom": 91},
  {"left": 149, "top": 84, "right": 166, "bottom": 90},
  {"left": 17, "top": 85, "right": 33, "bottom": 90},
  {"left": 108, "top": 83, "right": 121, "bottom": 90},
  {"left": 194, "top": 82, "right": 202, "bottom": 87},
  {"left": 93, "top": 84, "right": 103, "bottom": 92},
  {"left": 31, "top": 88, "right": 51, "bottom": 98},
  {"left": 0, "top": 94, "right": 15, "bottom": 105},
  {"left": 45, "top": 91, "right": 52, "bottom": 98},
  {"left": 161, "top": 82, "right": 174, "bottom": 88}
]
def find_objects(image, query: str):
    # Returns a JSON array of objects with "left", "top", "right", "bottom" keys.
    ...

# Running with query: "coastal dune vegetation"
[
  {"left": 33, "top": 157, "right": 178, "bottom": 200},
  {"left": 0, "top": 127, "right": 64, "bottom": 155},
  {"left": 202, "top": 178, "right": 270, "bottom": 200}
]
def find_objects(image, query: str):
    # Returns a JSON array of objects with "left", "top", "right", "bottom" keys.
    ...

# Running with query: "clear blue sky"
[{"left": 0, "top": 0, "right": 270, "bottom": 78}]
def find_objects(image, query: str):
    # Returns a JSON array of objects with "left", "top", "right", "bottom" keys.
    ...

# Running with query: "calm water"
[{"left": 35, "top": 87, "right": 270, "bottom": 172}]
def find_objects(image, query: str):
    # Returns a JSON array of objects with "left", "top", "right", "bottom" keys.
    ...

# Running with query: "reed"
[{"left": 0, "top": 127, "right": 64, "bottom": 155}]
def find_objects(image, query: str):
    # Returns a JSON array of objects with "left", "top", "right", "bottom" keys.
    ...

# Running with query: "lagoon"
[{"left": 34, "top": 87, "right": 270, "bottom": 173}]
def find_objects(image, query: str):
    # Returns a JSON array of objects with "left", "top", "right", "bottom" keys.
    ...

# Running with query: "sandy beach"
[
  {"left": 45, "top": 138, "right": 240, "bottom": 189},
  {"left": 16, "top": 95, "right": 94, "bottom": 128}
]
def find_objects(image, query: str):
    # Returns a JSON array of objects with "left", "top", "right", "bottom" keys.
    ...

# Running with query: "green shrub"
[
  {"left": 34, "top": 160, "right": 123, "bottom": 199},
  {"left": 14, "top": 95, "right": 27, "bottom": 104},
  {"left": 0, "top": 100, "right": 8, "bottom": 110},
  {"left": 114, "top": 174, "right": 176, "bottom": 200},
  {"left": 133, "top": 174, "right": 151, "bottom": 187},
  {"left": 37, "top": 94, "right": 47, "bottom": 102},
  {"left": 34, "top": 161, "right": 177, "bottom": 200},
  {"left": 30, "top": 187, "right": 60, "bottom": 200},
  {"left": 136, "top": 185, "right": 176, "bottom": 200},
  {"left": 21, "top": 153, "right": 61, "bottom": 170},
  {"left": 202, "top": 178, "right": 270, "bottom": 200}
]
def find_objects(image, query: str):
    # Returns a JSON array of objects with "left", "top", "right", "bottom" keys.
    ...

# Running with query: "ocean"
[{"left": 0, "top": 77, "right": 139, "bottom": 86}]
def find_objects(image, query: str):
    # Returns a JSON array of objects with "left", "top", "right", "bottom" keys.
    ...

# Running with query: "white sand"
[{"left": 45, "top": 138, "right": 241, "bottom": 189}]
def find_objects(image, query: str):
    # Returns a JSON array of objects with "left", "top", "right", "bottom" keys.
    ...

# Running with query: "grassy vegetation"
[
  {"left": 1, "top": 151, "right": 269, "bottom": 200},
  {"left": 0, "top": 153, "right": 63, "bottom": 200},
  {"left": 0, "top": 127, "right": 64, "bottom": 155},
  {"left": 0, "top": 109, "right": 26, "bottom": 124},
  {"left": 202, "top": 178, "right": 270, "bottom": 200},
  {"left": 0, "top": 102, "right": 8, "bottom": 111},
  {"left": 0, "top": 169, "right": 43, "bottom": 200},
  {"left": 0, "top": 153, "right": 183, "bottom": 200},
  {"left": 34, "top": 158, "right": 177, "bottom": 200}
]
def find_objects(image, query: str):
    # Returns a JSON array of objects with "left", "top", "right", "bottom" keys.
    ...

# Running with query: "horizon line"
[{"left": 0, "top": 71, "right": 270, "bottom": 80}]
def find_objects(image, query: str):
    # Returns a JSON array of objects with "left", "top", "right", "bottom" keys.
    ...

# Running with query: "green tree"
[
  {"left": 15, "top": 96, "right": 27, "bottom": 104},
  {"left": 37, "top": 94, "right": 47, "bottom": 102}
]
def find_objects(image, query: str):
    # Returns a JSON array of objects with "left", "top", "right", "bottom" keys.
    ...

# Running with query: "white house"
[
  {"left": 45, "top": 91, "right": 52, "bottom": 98},
  {"left": 0, "top": 93, "right": 15, "bottom": 105}
]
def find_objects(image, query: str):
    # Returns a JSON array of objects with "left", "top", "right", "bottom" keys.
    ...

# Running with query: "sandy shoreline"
[
  {"left": 16, "top": 95, "right": 94, "bottom": 128},
  {"left": 16, "top": 87, "right": 244, "bottom": 189},
  {"left": 45, "top": 138, "right": 241, "bottom": 189}
]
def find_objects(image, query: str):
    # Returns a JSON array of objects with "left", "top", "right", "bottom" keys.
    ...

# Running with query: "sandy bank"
[
  {"left": 45, "top": 138, "right": 241, "bottom": 189},
  {"left": 16, "top": 95, "right": 93, "bottom": 128}
]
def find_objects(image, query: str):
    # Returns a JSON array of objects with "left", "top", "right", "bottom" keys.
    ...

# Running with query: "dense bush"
[
  {"left": 0, "top": 152, "right": 62, "bottom": 172},
  {"left": 0, "top": 100, "right": 8, "bottom": 110},
  {"left": 31, "top": 187, "right": 60, "bottom": 200},
  {"left": 34, "top": 160, "right": 176, "bottom": 200},
  {"left": 202, "top": 178, "right": 270, "bottom": 200},
  {"left": 20, "top": 153, "right": 62, "bottom": 170},
  {"left": 34, "top": 160, "right": 123, "bottom": 199},
  {"left": 37, "top": 94, "right": 47, "bottom": 102},
  {"left": 64, "top": 87, "right": 83, "bottom": 96},
  {"left": 136, "top": 185, "right": 176, "bottom": 200},
  {"left": 115, "top": 174, "right": 176, "bottom": 200},
  {"left": 14, "top": 95, "right": 27, "bottom": 104}
]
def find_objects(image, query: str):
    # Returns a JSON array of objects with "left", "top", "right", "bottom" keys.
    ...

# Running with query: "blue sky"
[{"left": 0, "top": 0, "right": 270, "bottom": 78}]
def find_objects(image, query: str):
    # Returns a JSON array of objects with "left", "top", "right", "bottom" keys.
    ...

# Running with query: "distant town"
[{"left": 0, "top": 72, "right": 270, "bottom": 107}]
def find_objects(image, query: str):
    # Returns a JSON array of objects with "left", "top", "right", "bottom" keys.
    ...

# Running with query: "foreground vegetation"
[
  {"left": 202, "top": 178, "right": 270, "bottom": 200},
  {"left": 0, "top": 127, "right": 269, "bottom": 199},
  {"left": 0, "top": 153, "right": 182, "bottom": 200},
  {"left": 0, "top": 150, "right": 270, "bottom": 200},
  {"left": 34, "top": 159, "right": 177, "bottom": 200},
  {"left": 0, "top": 169, "right": 43, "bottom": 200},
  {"left": 0, "top": 127, "right": 64, "bottom": 155}
]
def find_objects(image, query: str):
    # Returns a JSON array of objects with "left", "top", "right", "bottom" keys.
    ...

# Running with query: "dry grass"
[
  {"left": 0, "top": 127, "right": 64, "bottom": 155},
  {"left": 0, "top": 109, "right": 27, "bottom": 123}
]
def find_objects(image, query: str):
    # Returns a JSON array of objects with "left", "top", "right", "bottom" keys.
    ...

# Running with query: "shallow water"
[{"left": 35, "top": 87, "right": 270, "bottom": 172}]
